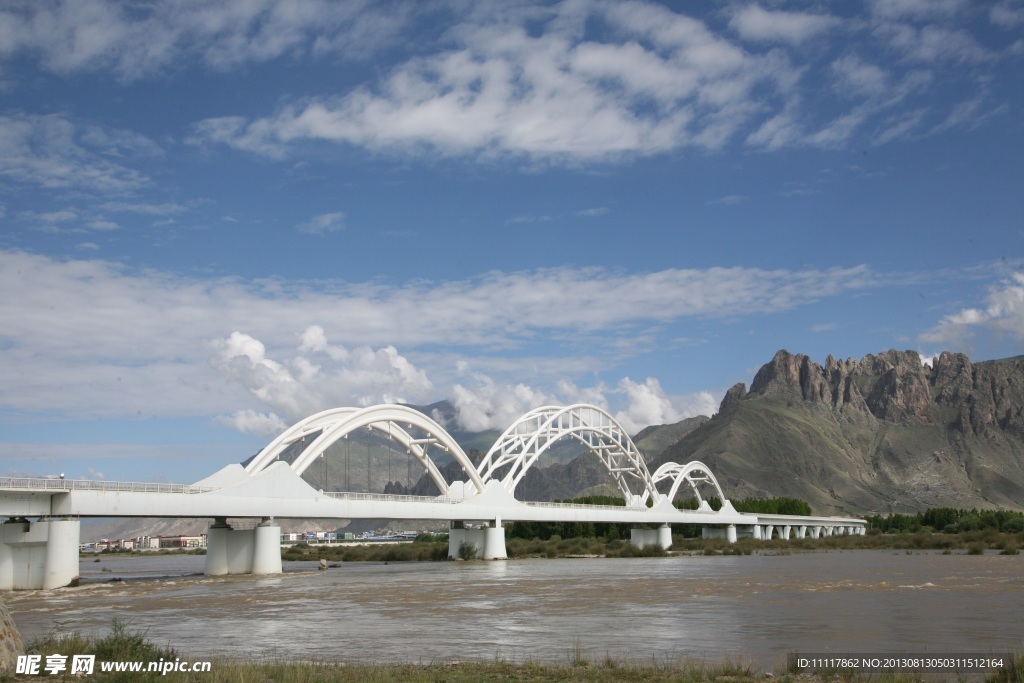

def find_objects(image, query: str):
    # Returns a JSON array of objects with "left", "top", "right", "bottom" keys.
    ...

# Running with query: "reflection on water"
[{"left": 5, "top": 551, "right": 1022, "bottom": 666}]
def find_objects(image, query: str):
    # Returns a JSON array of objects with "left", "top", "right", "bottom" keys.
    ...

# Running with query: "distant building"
[{"left": 158, "top": 534, "right": 206, "bottom": 549}]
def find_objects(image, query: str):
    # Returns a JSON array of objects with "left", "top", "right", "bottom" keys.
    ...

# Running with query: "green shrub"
[{"left": 457, "top": 540, "right": 478, "bottom": 560}]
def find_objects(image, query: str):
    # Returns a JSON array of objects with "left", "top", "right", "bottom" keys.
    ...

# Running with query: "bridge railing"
[
  {"left": 322, "top": 491, "right": 459, "bottom": 505},
  {"left": 523, "top": 500, "right": 648, "bottom": 512},
  {"left": 0, "top": 477, "right": 215, "bottom": 495}
]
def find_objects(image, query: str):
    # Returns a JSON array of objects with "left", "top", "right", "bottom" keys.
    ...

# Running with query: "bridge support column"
[
  {"left": 448, "top": 521, "right": 466, "bottom": 559},
  {"left": 809, "top": 526, "right": 821, "bottom": 539},
  {"left": 795, "top": 525, "right": 806, "bottom": 539},
  {"left": 702, "top": 525, "right": 738, "bottom": 543},
  {"left": 448, "top": 521, "right": 506, "bottom": 560},
  {"left": 251, "top": 519, "right": 282, "bottom": 575},
  {"left": 781, "top": 525, "right": 791, "bottom": 540},
  {"left": 0, "top": 518, "right": 80, "bottom": 590},
  {"left": 657, "top": 524, "right": 672, "bottom": 550},
  {"left": 630, "top": 526, "right": 671, "bottom": 550},
  {"left": 205, "top": 518, "right": 282, "bottom": 576},
  {"left": 764, "top": 525, "right": 774, "bottom": 540},
  {"left": 205, "top": 519, "right": 231, "bottom": 576},
  {"left": 482, "top": 519, "right": 507, "bottom": 560}
]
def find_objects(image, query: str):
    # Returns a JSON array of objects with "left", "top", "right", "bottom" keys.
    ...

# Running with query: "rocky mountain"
[{"left": 656, "top": 349, "right": 1024, "bottom": 516}]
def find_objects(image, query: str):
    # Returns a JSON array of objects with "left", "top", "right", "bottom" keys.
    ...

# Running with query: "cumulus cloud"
[
  {"left": 219, "top": 409, "right": 289, "bottom": 437},
  {"left": 920, "top": 273, "right": 1024, "bottom": 348},
  {"left": 210, "top": 327, "right": 435, "bottom": 424},
  {"left": 450, "top": 369, "right": 717, "bottom": 434}
]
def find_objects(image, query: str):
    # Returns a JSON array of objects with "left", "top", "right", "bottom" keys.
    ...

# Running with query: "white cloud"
[
  {"left": 190, "top": 2, "right": 799, "bottom": 162},
  {"left": 297, "top": 211, "right": 345, "bottom": 235},
  {"left": 921, "top": 273, "right": 1024, "bottom": 348},
  {"left": 991, "top": 3, "right": 1024, "bottom": 28},
  {"left": 450, "top": 370, "right": 717, "bottom": 434},
  {"left": 100, "top": 201, "right": 189, "bottom": 215},
  {"left": 868, "top": 0, "right": 968, "bottom": 21},
  {"left": 219, "top": 409, "right": 289, "bottom": 437},
  {"left": 0, "top": 249, "right": 877, "bottom": 426},
  {"left": 832, "top": 55, "right": 889, "bottom": 98},
  {"left": 708, "top": 194, "right": 747, "bottom": 206},
  {"left": 210, "top": 327, "right": 435, "bottom": 423},
  {"left": 875, "top": 23, "right": 992, "bottom": 64},
  {"left": 729, "top": 5, "right": 840, "bottom": 44},
  {"left": 0, "top": 0, "right": 413, "bottom": 81},
  {"left": 0, "top": 113, "right": 152, "bottom": 191},
  {"left": 28, "top": 209, "right": 78, "bottom": 223},
  {"left": 451, "top": 372, "right": 558, "bottom": 433}
]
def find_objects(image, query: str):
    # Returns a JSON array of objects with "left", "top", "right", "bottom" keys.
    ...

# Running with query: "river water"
[{"left": 4, "top": 551, "right": 1022, "bottom": 668}]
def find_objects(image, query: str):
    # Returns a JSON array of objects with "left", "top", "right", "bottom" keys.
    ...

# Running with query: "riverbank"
[
  {"left": 80, "top": 528, "right": 1024, "bottom": 565},
  {"left": 16, "top": 621, "right": 1023, "bottom": 683},
  {"left": 270, "top": 529, "right": 1024, "bottom": 563}
]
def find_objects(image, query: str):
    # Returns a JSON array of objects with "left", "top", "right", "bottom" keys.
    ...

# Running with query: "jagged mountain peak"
[{"left": 665, "top": 348, "right": 1024, "bottom": 515}]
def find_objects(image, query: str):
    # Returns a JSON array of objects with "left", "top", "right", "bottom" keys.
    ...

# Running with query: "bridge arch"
[
  {"left": 650, "top": 460, "right": 728, "bottom": 510},
  {"left": 475, "top": 404, "right": 659, "bottom": 505},
  {"left": 245, "top": 405, "right": 485, "bottom": 496}
]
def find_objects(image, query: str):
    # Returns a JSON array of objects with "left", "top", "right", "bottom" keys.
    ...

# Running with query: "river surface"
[{"left": 4, "top": 551, "right": 1022, "bottom": 667}]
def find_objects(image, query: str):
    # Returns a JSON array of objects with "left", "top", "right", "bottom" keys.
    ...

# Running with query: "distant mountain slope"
[
  {"left": 655, "top": 349, "right": 1024, "bottom": 515},
  {"left": 634, "top": 416, "right": 710, "bottom": 460}
]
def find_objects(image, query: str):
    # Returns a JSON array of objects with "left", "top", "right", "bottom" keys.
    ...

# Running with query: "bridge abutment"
[
  {"left": 205, "top": 518, "right": 282, "bottom": 576},
  {"left": 0, "top": 518, "right": 80, "bottom": 590}
]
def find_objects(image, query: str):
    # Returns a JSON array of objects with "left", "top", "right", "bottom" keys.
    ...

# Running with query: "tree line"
[
  {"left": 506, "top": 494, "right": 812, "bottom": 541},
  {"left": 867, "top": 507, "right": 1024, "bottom": 534}
]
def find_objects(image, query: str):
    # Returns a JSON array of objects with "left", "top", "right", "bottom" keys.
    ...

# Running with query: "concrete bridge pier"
[
  {"left": 205, "top": 518, "right": 282, "bottom": 576},
  {"left": 448, "top": 520, "right": 507, "bottom": 560},
  {"left": 0, "top": 518, "right": 80, "bottom": 590},
  {"left": 701, "top": 524, "right": 738, "bottom": 543},
  {"left": 630, "top": 524, "right": 672, "bottom": 550}
]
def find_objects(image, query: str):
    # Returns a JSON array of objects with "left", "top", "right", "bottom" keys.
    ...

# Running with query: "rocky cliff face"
[
  {"left": 746, "top": 349, "right": 1024, "bottom": 433},
  {"left": 659, "top": 350, "right": 1024, "bottom": 515}
]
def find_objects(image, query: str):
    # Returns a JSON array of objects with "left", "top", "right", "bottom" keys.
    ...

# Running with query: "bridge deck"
[{"left": 0, "top": 477, "right": 865, "bottom": 529}]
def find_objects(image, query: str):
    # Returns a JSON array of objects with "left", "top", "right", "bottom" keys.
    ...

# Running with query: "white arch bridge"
[{"left": 0, "top": 403, "right": 864, "bottom": 590}]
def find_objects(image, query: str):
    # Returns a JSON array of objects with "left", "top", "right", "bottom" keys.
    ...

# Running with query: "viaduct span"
[{"left": 0, "top": 404, "right": 865, "bottom": 590}]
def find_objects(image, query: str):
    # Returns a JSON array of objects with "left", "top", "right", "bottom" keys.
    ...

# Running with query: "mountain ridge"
[{"left": 657, "top": 349, "right": 1024, "bottom": 515}]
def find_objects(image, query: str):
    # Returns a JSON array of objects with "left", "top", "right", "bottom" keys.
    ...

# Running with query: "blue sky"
[{"left": 1, "top": 0, "right": 1022, "bottom": 484}]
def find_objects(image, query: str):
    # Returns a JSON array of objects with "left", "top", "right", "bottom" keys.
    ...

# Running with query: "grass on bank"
[
  {"left": 84, "top": 527, "right": 1024, "bottom": 566},
  {"left": 272, "top": 527, "right": 1024, "bottom": 564},
  {"left": 17, "top": 621, "right": 1022, "bottom": 683}
]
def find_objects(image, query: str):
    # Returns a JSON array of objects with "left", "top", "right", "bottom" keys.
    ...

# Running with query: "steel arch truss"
[
  {"left": 475, "top": 404, "right": 659, "bottom": 505},
  {"left": 244, "top": 405, "right": 485, "bottom": 496},
  {"left": 650, "top": 461, "right": 727, "bottom": 510}
]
